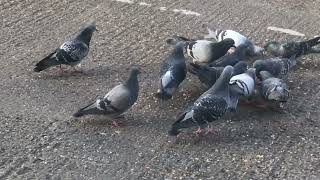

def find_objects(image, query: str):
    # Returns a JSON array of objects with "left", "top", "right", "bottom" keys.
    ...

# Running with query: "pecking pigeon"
[
  {"left": 155, "top": 41, "right": 187, "bottom": 100},
  {"left": 73, "top": 67, "right": 140, "bottom": 123},
  {"left": 188, "top": 61, "right": 248, "bottom": 87},
  {"left": 205, "top": 27, "right": 263, "bottom": 56},
  {"left": 228, "top": 68, "right": 256, "bottom": 111},
  {"left": 34, "top": 21, "right": 97, "bottom": 73},
  {"left": 253, "top": 55, "right": 296, "bottom": 79},
  {"left": 259, "top": 71, "right": 289, "bottom": 103},
  {"left": 264, "top": 36, "right": 320, "bottom": 58},
  {"left": 208, "top": 44, "right": 248, "bottom": 67},
  {"left": 168, "top": 66, "right": 234, "bottom": 136}
]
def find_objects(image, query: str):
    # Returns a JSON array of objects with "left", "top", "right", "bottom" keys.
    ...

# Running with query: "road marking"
[
  {"left": 267, "top": 26, "right": 305, "bottom": 37},
  {"left": 139, "top": 2, "right": 152, "bottom": 6},
  {"left": 115, "top": 0, "right": 134, "bottom": 4},
  {"left": 159, "top": 7, "right": 167, "bottom": 11},
  {"left": 172, "top": 9, "right": 201, "bottom": 16},
  {"left": 113, "top": 0, "right": 201, "bottom": 16}
]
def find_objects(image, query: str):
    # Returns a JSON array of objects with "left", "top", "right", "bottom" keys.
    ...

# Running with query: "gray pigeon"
[
  {"left": 155, "top": 41, "right": 187, "bottom": 100},
  {"left": 168, "top": 66, "right": 234, "bottom": 136},
  {"left": 228, "top": 68, "right": 256, "bottom": 111},
  {"left": 253, "top": 56, "right": 296, "bottom": 79},
  {"left": 205, "top": 27, "right": 264, "bottom": 56},
  {"left": 73, "top": 67, "right": 140, "bottom": 122},
  {"left": 188, "top": 61, "right": 248, "bottom": 87},
  {"left": 264, "top": 36, "right": 320, "bottom": 58},
  {"left": 208, "top": 44, "right": 248, "bottom": 67},
  {"left": 259, "top": 71, "right": 289, "bottom": 103},
  {"left": 34, "top": 21, "right": 97, "bottom": 73}
]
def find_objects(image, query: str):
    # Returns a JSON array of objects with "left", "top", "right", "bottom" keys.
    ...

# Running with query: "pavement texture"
[{"left": 1, "top": 0, "right": 320, "bottom": 179}]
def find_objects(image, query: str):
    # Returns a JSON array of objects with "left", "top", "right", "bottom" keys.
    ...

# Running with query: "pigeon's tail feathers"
[
  {"left": 73, "top": 99, "right": 98, "bottom": 117},
  {"left": 172, "top": 35, "right": 191, "bottom": 42},
  {"left": 204, "top": 27, "right": 217, "bottom": 40},
  {"left": 34, "top": 51, "right": 59, "bottom": 72},
  {"left": 73, "top": 107, "right": 102, "bottom": 117},
  {"left": 288, "top": 55, "right": 297, "bottom": 69},
  {"left": 253, "top": 45, "right": 264, "bottom": 55},
  {"left": 169, "top": 110, "right": 194, "bottom": 136},
  {"left": 304, "top": 36, "right": 320, "bottom": 47}
]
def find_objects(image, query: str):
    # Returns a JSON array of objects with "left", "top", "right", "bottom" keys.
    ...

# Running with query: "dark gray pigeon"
[
  {"left": 168, "top": 66, "right": 234, "bottom": 136},
  {"left": 155, "top": 41, "right": 187, "bottom": 100},
  {"left": 73, "top": 67, "right": 140, "bottom": 123},
  {"left": 34, "top": 21, "right": 97, "bottom": 73},
  {"left": 188, "top": 61, "right": 248, "bottom": 87},
  {"left": 264, "top": 36, "right": 320, "bottom": 58},
  {"left": 228, "top": 68, "right": 256, "bottom": 111},
  {"left": 208, "top": 44, "right": 248, "bottom": 67},
  {"left": 259, "top": 71, "right": 289, "bottom": 103},
  {"left": 253, "top": 56, "right": 296, "bottom": 79}
]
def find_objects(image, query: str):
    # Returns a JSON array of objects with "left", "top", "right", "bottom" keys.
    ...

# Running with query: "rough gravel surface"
[{"left": 1, "top": 0, "right": 320, "bottom": 179}]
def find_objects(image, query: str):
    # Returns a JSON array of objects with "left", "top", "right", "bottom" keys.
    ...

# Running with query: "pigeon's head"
[
  {"left": 130, "top": 66, "right": 141, "bottom": 76},
  {"left": 266, "top": 84, "right": 289, "bottom": 102},
  {"left": 222, "top": 38, "right": 236, "bottom": 49},
  {"left": 252, "top": 60, "right": 267, "bottom": 78},
  {"left": 233, "top": 61, "right": 248, "bottom": 75},
  {"left": 264, "top": 41, "right": 280, "bottom": 54},
  {"left": 77, "top": 21, "right": 97, "bottom": 45}
]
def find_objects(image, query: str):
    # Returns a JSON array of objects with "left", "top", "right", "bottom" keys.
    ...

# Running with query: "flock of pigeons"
[{"left": 33, "top": 21, "right": 320, "bottom": 137}]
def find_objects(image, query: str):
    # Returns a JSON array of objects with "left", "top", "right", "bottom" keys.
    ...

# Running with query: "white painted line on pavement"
[
  {"left": 113, "top": 0, "right": 201, "bottom": 17},
  {"left": 139, "top": 2, "right": 152, "bottom": 6},
  {"left": 172, "top": 9, "right": 201, "bottom": 16},
  {"left": 115, "top": 0, "right": 134, "bottom": 4},
  {"left": 267, "top": 26, "right": 305, "bottom": 37}
]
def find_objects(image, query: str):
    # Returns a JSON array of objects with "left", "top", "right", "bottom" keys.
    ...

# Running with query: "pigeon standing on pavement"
[
  {"left": 264, "top": 36, "right": 320, "bottom": 58},
  {"left": 208, "top": 44, "right": 248, "bottom": 67},
  {"left": 168, "top": 66, "right": 234, "bottom": 136},
  {"left": 253, "top": 56, "right": 296, "bottom": 79},
  {"left": 205, "top": 27, "right": 263, "bottom": 56},
  {"left": 155, "top": 41, "right": 187, "bottom": 100},
  {"left": 34, "top": 21, "right": 97, "bottom": 73},
  {"left": 228, "top": 68, "right": 256, "bottom": 111},
  {"left": 73, "top": 67, "right": 140, "bottom": 126},
  {"left": 188, "top": 61, "right": 248, "bottom": 87},
  {"left": 259, "top": 71, "right": 289, "bottom": 103}
]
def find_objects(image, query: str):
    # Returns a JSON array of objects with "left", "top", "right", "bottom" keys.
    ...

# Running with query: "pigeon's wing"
[
  {"left": 193, "top": 94, "right": 228, "bottom": 124},
  {"left": 58, "top": 40, "right": 89, "bottom": 63},
  {"left": 104, "top": 84, "right": 131, "bottom": 112}
]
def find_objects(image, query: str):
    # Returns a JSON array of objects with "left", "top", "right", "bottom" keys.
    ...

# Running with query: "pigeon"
[
  {"left": 188, "top": 61, "right": 248, "bottom": 87},
  {"left": 264, "top": 36, "right": 320, "bottom": 58},
  {"left": 34, "top": 21, "right": 97, "bottom": 73},
  {"left": 169, "top": 35, "right": 235, "bottom": 64},
  {"left": 155, "top": 41, "right": 187, "bottom": 100},
  {"left": 205, "top": 27, "right": 263, "bottom": 56},
  {"left": 208, "top": 44, "right": 248, "bottom": 67},
  {"left": 259, "top": 71, "right": 289, "bottom": 103},
  {"left": 228, "top": 68, "right": 256, "bottom": 111},
  {"left": 253, "top": 55, "right": 296, "bottom": 79},
  {"left": 73, "top": 67, "right": 140, "bottom": 124},
  {"left": 168, "top": 66, "right": 234, "bottom": 136}
]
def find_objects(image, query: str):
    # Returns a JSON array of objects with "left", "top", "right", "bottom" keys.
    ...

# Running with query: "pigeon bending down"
[
  {"left": 208, "top": 44, "right": 248, "bottom": 67},
  {"left": 155, "top": 41, "right": 187, "bottom": 100},
  {"left": 168, "top": 66, "right": 234, "bottom": 136},
  {"left": 259, "top": 71, "right": 289, "bottom": 103},
  {"left": 169, "top": 35, "right": 235, "bottom": 64},
  {"left": 73, "top": 67, "right": 140, "bottom": 123},
  {"left": 205, "top": 27, "right": 263, "bottom": 56},
  {"left": 188, "top": 61, "right": 248, "bottom": 87},
  {"left": 228, "top": 68, "right": 256, "bottom": 111},
  {"left": 34, "top": 21, "right": 97, "bottom": 73},
  {"left": 253, "top": 56, "right": 296, "bottom": 79},
  {"left": 264, "top": 36, "right": 320, "bottom": 58}
]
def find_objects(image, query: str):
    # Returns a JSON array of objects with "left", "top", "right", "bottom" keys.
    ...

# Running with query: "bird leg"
[
  {"left": 195, "top": 127, "right": 206, "bottom": 136},
  {"left": 58, "top": 65, "right": 68, "bottom": 76},
  {"left": 111, "top": 120, "right": 121, "bottom": 128}
]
